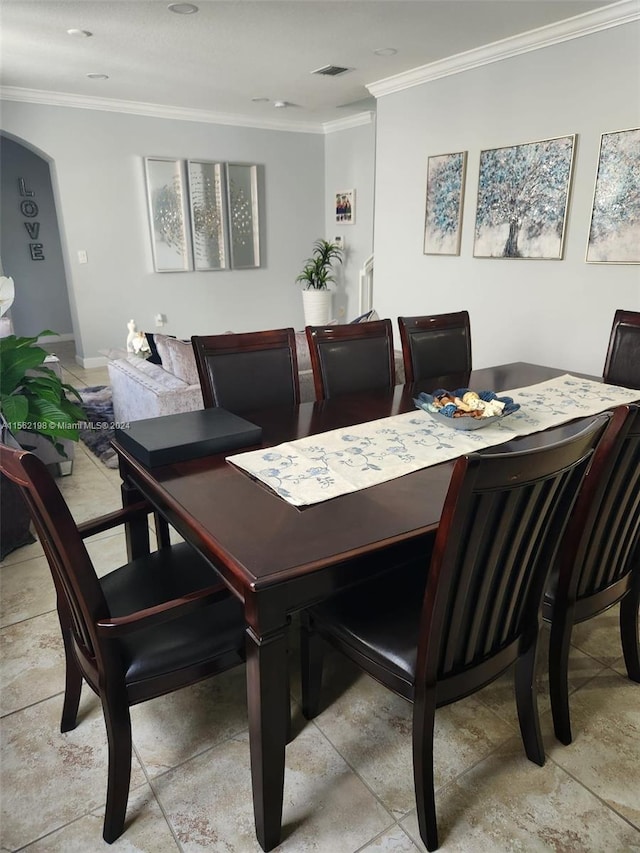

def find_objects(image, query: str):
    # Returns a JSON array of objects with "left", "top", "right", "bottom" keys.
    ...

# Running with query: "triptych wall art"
[
  {"left": 423, "top": 127, "right": 639, "bottom": 264},
  {"left": 144, "top": 158, "right": 261, "bottom": 273}
]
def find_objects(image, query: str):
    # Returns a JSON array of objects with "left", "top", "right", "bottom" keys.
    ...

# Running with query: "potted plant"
[
  {"left": 0, "top": 330, "right": 86, "bottom": 558},
  {"left": 1, "top": 330, "right": 85, "bottom": 455},
  {"left": 296, "top": 238, "right": 343, "bottom": 326}
]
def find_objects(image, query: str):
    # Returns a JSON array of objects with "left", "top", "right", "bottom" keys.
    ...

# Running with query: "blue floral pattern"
[{"left": 228, "top": 375, "right": 639, "bottom": 506}]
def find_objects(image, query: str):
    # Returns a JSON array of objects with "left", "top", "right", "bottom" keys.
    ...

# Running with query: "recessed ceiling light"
[
  {"left": 374, "top": 47, "right": 398, "bottom": 56},
  {"left": 251, "top": 97, "right": 269, "bottom": 103},
  {"left": 86, "top": 73, "right": 109, "bottom": 80},
  {"left": 273, "top": 101, "right": 289, "bottom": 109},
  {"left": 67, "top": 28, "right": 92, "bottom": 37},
  {"left": 168, "top": 3, "right": 199, "bottom": 13}
]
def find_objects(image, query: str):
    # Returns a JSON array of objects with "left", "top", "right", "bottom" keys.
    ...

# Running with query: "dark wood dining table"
[{"left": 112, "top": 362, "right": 592, "bottom": 851}]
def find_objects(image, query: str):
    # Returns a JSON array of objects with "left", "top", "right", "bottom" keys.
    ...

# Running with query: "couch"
[{"left": 108, "top": 329, "right": 404, "bottom": 424}]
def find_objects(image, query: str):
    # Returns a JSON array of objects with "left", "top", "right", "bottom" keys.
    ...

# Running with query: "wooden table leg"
[
  {"left": 119, "top": 477, "right": 150, "bottom": 561},
  {"left": 246, "top": 623, "right": 289, "bottom": 852}
]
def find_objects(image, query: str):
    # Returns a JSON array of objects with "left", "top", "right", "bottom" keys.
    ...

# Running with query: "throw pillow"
[
  {"left": 164, "top": 337, "right": 200, "bottom": 386},
  {"left": 143, "top": 332, "right": 166, "bottom": 364},
  {"left": 349, "top": 309, "right": 380, "bottom": 324},
  {"left": 153, "top": 333, "right": 176, "bottom": 373}
]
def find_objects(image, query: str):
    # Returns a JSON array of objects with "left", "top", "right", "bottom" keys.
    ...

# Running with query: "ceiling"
[{"left": 0, "top": 0, "right": 625, "bottom": 131}]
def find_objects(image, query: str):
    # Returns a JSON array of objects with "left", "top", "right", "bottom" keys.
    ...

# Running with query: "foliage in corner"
[
  {"left": 0, "top": 332, "right": 85, "bottom": 451},
  {"left": 296, "top": 238, "right": 343, "bottom": 290}
]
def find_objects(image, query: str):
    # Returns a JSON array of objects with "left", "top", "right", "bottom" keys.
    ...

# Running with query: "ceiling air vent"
[{"left": 311, "top": 65, "right": 353, "bottom": 77}]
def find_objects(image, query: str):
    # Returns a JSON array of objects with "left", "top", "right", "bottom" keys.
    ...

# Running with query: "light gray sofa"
[
  {"left": 108, "top": 331, "right": 317, "bottom": 423},
  {"left": 108, "top": 330, "right": 405, "bottom": 424}
]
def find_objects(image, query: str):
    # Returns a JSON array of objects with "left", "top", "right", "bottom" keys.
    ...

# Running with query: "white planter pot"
[{"left": 302, "top": 289, "right": 332, "bottom": 326}]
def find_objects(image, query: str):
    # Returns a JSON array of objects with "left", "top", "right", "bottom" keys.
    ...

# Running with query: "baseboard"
[
  {"left": 37, "top": 332, "right": 74, "bottom": 344},
  {"left": 77, "top": 354, "right": 108, "bottom": 369}
]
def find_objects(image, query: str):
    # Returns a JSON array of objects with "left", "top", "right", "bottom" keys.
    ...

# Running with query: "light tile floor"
[{"left": 1, "top": 343, "right": 639, "bottom": 852}]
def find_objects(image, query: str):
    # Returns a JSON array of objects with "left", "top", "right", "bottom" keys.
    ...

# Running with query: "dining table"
[{"left": 112, "top": 361, "right": 618, "bottom": 851}]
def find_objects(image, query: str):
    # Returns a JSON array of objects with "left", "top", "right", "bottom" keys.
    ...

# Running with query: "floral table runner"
[{"left": 227, "top": 375, "right": 639, "bottom": 507}]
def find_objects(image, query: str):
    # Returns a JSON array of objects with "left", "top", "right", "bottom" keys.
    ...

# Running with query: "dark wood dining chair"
[
  {"left": 300, "top": 414, "right": 608, "bottom": 851},
  {"left": 305, "top": 319, "right": 396, "bottom": 400},
  {"left": 191, "top": 328, "right": 300, "bottom": 413},
  {"left": 603, "top": 309, "right": 640, "bottom": 389},
  {"left": 0, "top": 443, "right": 247, "bottom": 844},
  {"left": 543, "top": 403, "right": 640, "bottom": 745},
  {"left": 398, "top": 311, "right": 471, "bottom": 384}
]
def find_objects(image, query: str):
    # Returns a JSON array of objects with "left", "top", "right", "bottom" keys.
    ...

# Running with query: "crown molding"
[
  {"left": 367, "top": 0, "right": 639, "bottom": 98},
  {"left": 322, "top": 111, "right": 374, "bottom": 134},
  {"left": 0, "top": 87, "right": 328, "bottom": 134}
]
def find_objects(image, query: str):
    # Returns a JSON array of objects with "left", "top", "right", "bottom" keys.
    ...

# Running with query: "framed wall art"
[
  {"left": 226, "top": 163, "right": 260, "bottom": 269},
  {"left": 586, "top": 127, "right": 640, "bottom": 264},
  {"left": 335, "top": 189, "right": 355, "bottom": 225},
  {"left": 144, "top": 158, "right": 193, "bottom": 272},
  {"left": 423, "top": 151, "right": 467, "bottom": 255},
  {"left": 473, "top": 134, "right": 576, "bottom": 260},
  {"left": 187, "top": 160, "right": 229, "bottom": 271}
]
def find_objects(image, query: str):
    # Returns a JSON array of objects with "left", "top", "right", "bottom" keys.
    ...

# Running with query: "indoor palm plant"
[{"left": 296, "top": 238, "right": 343, "bottom": 325}]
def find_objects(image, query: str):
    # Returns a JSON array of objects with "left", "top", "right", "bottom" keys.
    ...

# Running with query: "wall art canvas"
[
  {"left": 423, "top": 151, "right": 467, "bottom": 255},
  {"left": 144, "top": 158, "right": 193, "bottom": 272},
  {"left": 586, "top": 127, "right": 640, "bottom": 264},
  {"left": 187, "top": 160, "right": 229, "bottom": 271},
  {"left": 335, "top": 189, "right": 355, "bottom": 224},
  {"left": 226, "top": 163, "right": 260, "bottom": 269},
  {"left": 473, "top": 135, "right": 576, "bottom": 260}
]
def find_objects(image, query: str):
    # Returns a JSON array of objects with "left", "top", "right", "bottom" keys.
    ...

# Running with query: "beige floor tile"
[
  {"left": 360, "top": 825, "right": 422, "bottom": 852},
  {"left": 20, "top": 786, "right": 180, "bottom": 852},
  {"left": 400, "top": 738, "right": 640, "bottom": 852},
  {"left": 131, "top": 666, "right": 248, "bottom": 778},
  {"left": 0, "top": 692, "right": 145, "bottom": 849},
  {"left": 543, "top": 668, "right": 640, "bottom": 827},
  {"left": 569, "top": 606, "right": 626, "bottom": 667},
  {"left": 0, "top": 611, "right": 65, "bottom": 716},
  {"left": 0, "top": 534, "right": 44, "bottom": 567},
  {"left": 154, "top": 727, "right": 393, "bottom": 852},
  {"left": 307, "top": 656, "right": 513, "bottom": 820},
  {"left": 0, "top": 554, "right": 56, "bottom": 628}
]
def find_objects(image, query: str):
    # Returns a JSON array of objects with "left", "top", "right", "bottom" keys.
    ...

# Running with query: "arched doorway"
[{"left": 0, "top": 133, "right": 73, "bottom": 339}]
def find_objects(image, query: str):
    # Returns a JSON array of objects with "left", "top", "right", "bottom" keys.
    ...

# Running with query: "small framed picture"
[{"left": 335, "top": 189, "right": 355, "bottom": 225}]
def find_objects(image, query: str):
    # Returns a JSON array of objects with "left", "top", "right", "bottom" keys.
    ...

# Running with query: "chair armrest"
[
  {"left": 95, "top": 582, "right": 235, "bottom": 637},
  {"left": 77, "top": 501, "right": 152, "bottom": 539}
]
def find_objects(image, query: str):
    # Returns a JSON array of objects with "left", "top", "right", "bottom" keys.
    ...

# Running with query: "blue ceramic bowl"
[{"left": 414, "top": 388, "right": 520, "bottom": 431}]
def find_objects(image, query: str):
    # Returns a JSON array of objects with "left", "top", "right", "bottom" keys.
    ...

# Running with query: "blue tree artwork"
[
  {"left": 586, "top": 127, "right": 640, "bottom": 264},
  {"left": 473, "top": 135, "right": 576, "bottom": 260},
  {"left": 424, "top": 151, "right": 467, "bottom": 255}
]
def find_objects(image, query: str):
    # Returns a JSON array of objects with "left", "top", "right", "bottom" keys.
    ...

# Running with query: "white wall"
[
  {"left": 323, "top": 116, "right": 376, "bottom": 321},
  {"left": 373, "top": 21, "right": 640, "bottom": 378},
  {"left": 0, "top": 135, "right": 73, "bottom": 337},
  {"left": 0, "top": 102, "right": 325, "bottom": 362}
]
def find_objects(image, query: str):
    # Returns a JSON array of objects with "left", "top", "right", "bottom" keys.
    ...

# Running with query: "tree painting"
[
  {"left": 473, "top": 135, "right": 575, "bottom": 260},
  {"left": 586, "top": 128, "right": 640, "bottom": 264},
  {"left": 424, "top": 151, "right": 467, "bottom": 255}
]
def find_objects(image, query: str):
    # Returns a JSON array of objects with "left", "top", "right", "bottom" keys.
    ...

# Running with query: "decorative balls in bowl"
[{"left": 414, "top": 388, "right": 520, "bottom": 431}]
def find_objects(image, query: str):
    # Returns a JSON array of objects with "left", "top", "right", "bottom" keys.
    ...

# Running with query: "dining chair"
[
  {"left": 543, "top": 403, "right": 640, "bottom": 745},
  {"left": 191, "top": 327, "right": 300, "bottom": 413},
  {"left": 0, "top": 443, "right": 247, "bottom": 844},
  {"left": 299, "top": 414, "right": 608, "bottom": 851},
  {"left": 305, "top": 319, "right": 396, "bottom": 400},
  {"left": 398, "top": 311, "right": 472, "bottom": 384},
  {"left": 603, "top": 309, "right": 640, "bottom": 389}
]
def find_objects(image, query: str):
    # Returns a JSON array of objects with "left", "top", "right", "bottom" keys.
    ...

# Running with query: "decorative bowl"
[{"left": 414, "top": 388, "right": 520, "bottom": 431}]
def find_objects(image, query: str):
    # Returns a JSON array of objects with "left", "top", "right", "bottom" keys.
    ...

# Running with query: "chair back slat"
[
  {"left": 191, "top": 328, "right": 300, "bottom": 413},
  {"left": 0, "top": 445, "right": 107, "bottom": 656},
  {"left": 417, "top": 416, "right": 608, "bottom": 684},
  {"left": 569, "top": 406, "right": 640, "bottom": 600}
]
